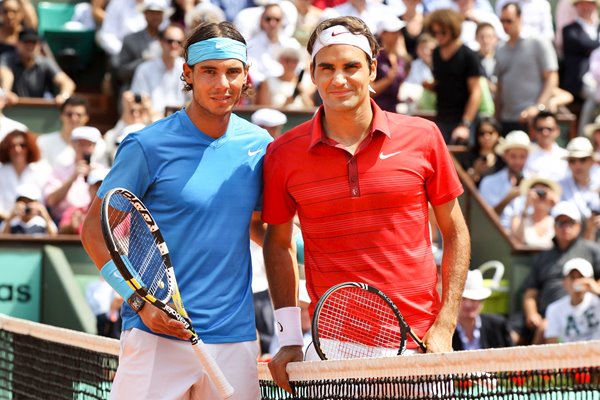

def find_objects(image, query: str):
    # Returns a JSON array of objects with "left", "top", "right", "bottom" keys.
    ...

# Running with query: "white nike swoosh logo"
[
  {"left": 248, "top": 149, "right": 262, "bottom": 156},
  {"left": 379, "top": 151, "right": 402, "bottom": 160},
  {"left": 215, "top": 43, "right": 225, "bottom": 48}
]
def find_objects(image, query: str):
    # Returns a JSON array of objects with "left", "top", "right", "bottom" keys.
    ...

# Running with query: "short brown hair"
[
  {"left": 424, "top": 9, "right": 463, "bottom": 41},
  {"left": 0, "top": 130, "right": 41, "bottom": 164},
  {"left": 306, "top": 16, "right": 380, "bottom": 63}
]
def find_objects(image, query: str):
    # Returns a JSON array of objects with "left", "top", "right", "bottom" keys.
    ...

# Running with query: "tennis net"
[
  {"left": 2, "top": 314, "right": 600, "bottom": 400},
  {"left": 0, "top": 314, "right": 119, "bottom": 399}
]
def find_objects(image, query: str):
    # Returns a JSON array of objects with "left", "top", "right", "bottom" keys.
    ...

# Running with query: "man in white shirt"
[
  {"left": 525, "top": 111, "right": 568, "bottom": 180},
  {"left": 36, "top": 96, "right": 108, "bottom": 169},
  {"left": 130, "top": 24, "right": 189, "bottom": 121}
]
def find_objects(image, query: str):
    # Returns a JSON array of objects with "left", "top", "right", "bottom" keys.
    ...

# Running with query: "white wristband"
[{"left": 273, "top": 306, "right": 304, "bottom": 347}]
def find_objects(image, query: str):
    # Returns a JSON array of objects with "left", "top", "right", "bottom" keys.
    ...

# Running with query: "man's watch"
[
  {"left": 127, "top": 293, "right": 146, "bottom": 313},
  {"left": 461, "top": 119, "right": 472, "bottom": 128}
]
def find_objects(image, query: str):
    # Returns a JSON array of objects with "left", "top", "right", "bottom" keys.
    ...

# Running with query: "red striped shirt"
[{"left": 263, "top": 100, "right": 464, "bottom": 348}]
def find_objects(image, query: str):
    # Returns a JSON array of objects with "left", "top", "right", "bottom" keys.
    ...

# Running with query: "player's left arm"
[{"left": 424, "top": 198, "right": 470, "bottom": 353}]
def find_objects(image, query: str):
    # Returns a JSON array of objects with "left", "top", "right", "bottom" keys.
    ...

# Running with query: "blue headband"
[{"left": 187, "top": 37, "right": 247, "bottom": 66}]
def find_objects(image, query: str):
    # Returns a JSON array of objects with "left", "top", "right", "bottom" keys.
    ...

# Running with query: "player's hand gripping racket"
[
  {"left": 312, "top": 282, "right": 426, "bottom": 360},
  {"left": 100, "top": 188, "right": 234, "bottom": 399}
]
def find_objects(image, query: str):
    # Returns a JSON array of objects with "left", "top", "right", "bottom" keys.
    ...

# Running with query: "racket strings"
[
  {"left": 107, "top": 194, "right": 171, "bottom": 302},
  {"left": 317, "top": 287, "right": 402, "bottom": 359}
]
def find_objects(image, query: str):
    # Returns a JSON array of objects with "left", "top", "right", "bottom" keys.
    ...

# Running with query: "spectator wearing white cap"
[
  {"left": 544, "top": 257, "right": 600, "bottom": 343},
  {"left": 372, "top": 16, "right": 410, "bottom": 113},
  {"left": 251, "top": 108, "right": 288, "bottom": 138},
  {"left": 44, "top": 126, "right": 103, "bottom": 223},
  {"left": 452, "top": 269, "right": 513, "bottom": 351},
  {"left": 479, "top": 130, "right": 531, "bottom": 216},
  {"left": 37, "top": 96, "right": 108, "bottom": 170},
  {"left": 96, "top": 0, "right": 172, "bottom": 57},
  {"left": 559, "top": 137, "right": 600, "bottom": 235},
  {"left": 1, "top": 183, "right": 57, "bottom": 236},
  {"left": 519, "top": 200, "right": 600, "bottom": 344}
]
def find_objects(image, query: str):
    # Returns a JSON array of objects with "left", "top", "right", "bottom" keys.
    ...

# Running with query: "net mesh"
[{"left": 2, "top": 315, "right": 600, "bottom": 400}]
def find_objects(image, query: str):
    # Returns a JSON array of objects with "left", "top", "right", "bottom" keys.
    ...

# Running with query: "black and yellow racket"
[
  {"left": 100, "top": 187, "right": 234, "bottom": 399},
  {"left": 312, "top": 282, "right": 426, "bottom": 360}
]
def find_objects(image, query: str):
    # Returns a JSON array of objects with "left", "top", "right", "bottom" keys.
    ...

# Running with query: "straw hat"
[
  {"left": 495, "top": 130, "right": 531, "bottom": 156},
  {"left": 563, "top": 137, "right": 594, "bottom": 159},
  {"left": 519, "top": 176, "right": 562, "bottom": 198}
]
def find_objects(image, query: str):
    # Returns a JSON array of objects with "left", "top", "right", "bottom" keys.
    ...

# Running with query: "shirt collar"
[{"left": 308, "top": 98, "right": 392, "bottom": 150}]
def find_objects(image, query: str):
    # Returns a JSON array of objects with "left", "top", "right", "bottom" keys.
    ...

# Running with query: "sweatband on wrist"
[
  {"left": 187, "top": 37, "right": 247, "bottom": 66},
  {"left": 274, "top": 307, "right": 304, "bottom": 347},
  {"left": 100, "top": 259, "right": 134, "bottom": 301}
]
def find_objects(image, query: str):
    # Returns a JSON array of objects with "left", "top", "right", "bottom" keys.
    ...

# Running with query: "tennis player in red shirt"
[{"left": 262, "top": 16, "right": 471, "bottom": 393}]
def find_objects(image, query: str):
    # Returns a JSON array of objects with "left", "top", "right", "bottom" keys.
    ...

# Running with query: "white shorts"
[{"left": 109, "top": 329, "right": 260, "bottom": 400}]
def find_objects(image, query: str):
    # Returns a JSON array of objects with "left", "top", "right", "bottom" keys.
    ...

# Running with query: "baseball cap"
[
  {"left": 562, "top": 257, "right": 594, "bottom": 278},
  {"left": 140, "top": 0, "right": 171, "bottom": 12},
  {"left": 462, "top": 270, "right": 492, "bottom": 301},
  {"left": 495, "top": 130, "right": 531, "bottom": 156},
  {"left": 251, "top": 108, "right": 287, "bottom": 128},
  {"left": 15, "top": 184, "right": 41, "bottom": 202},
  {"left": 71, "top": 126, "right": 101, "bottom": 143},
  {"left": 551, "top": 201, "right": 582, "bottom": 223}
]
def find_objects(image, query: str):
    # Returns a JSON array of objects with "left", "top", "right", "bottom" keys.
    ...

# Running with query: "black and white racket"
[
  {"left": 100, "top": 188, "right": 234, "bottom": 399},
  {"left": 312, "top": 282, "right": 426, "bottom": 360}
]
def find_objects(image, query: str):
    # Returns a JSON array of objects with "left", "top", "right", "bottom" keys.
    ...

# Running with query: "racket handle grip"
[{"left": 192, "top": 340, "right": 235, "bottom": 399}]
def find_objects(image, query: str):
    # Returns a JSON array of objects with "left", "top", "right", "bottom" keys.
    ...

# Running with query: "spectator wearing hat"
[
  {"left": 44, "top": 126, "right": 103, "bottom": 223},
  {"left": 551, "top": 258, "right": 600, "bottom": 340},
  {"left": 544, "top": 257, "right": 600, "bottom": 343},
  {"left": 251, "top": 108, "right": 288, "bottom": 139},
  {"left": 509, "top": 176, "right": 561, "bottom": 248},
  {"left": 559, "top": 137, "right": 600, "bottom": 225},
  {"left": 524, "top": 111, "right": 568, "bottom": 182},
  {"left": 255, "top": 45, "right": 314, "bottom": 109},
  {"left": 560, "top": 0, "right": 600, "bottom": 102},
  {"left": 0, "top": 130, "right": 48, "bottom": 222},
  {"left": 1, "top": 184, "right": 57, "bottom": 236},
  {"left": 495, "top": 2, "right": 559, "bottom": 135},
  {"left": 520, "top": 200, "right": 600, "bottom": 344},
  {"left": 0, "top": 28, "right": 76, "bottom": 104},
  {"left": 37, "top": 96, "right": 108, "bottom": 170},
  {"left": 114, "top": 0, "right": 170, "bottom": 96},
  {"left": 97, "top": 0, "right": 171, "bottom": 57},
  {"left": 479, "top": 130, "right": 531, "bottom": 216},
  {"left": 452, "top": 270, "right": 513, "bottom": 351},
  {"left": 372, "top": 16, "right": 410, "bottom": 113}
]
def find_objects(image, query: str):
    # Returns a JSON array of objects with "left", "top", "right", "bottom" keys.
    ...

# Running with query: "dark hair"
[
  {"left": 472, "top": 117, "right": 501, "bottom": 153},
  {"left": 181, "top": 21, "right": 249, "bottom": 94},
  {"left": 532, "top": 110, "right": 558, "bottom": 128},
  {"left": 424, "top": 9, "right": 463, "bottom": 41},
  {"left": 306, "top": 16, "right": 380, "bottom": 64},
  {"left": 0, "top": 130, "right": 41, "bottom": 163},
  {"left": 158, "top": 23, "right": 184, "bottom": 41},
  {"left": 59, "top": 95, "right": 89, "bottom": 114},
  {"left": 501, "top": 2, "right": 521, "bottom": 16}
]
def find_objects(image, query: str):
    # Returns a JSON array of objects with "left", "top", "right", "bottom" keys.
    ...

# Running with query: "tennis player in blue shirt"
[{"left": 81, "top": 21, "right": 272, "bottom": 399}]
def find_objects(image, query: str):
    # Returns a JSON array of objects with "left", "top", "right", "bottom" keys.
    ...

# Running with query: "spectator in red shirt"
[{"left": 262, "top": 15, "right": 471, "bottom": 394}]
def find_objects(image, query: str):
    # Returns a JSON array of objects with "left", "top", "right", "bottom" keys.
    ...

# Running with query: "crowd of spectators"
[{"left": 2, "top": 0, "right": 600, "bottom": 348}]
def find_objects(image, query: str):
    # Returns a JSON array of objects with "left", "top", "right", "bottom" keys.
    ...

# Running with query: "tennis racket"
[
  {"left": 312, "top": 282, "right": 426, "bottom": 360},
  {"left": 100, "top": 187, "right": 234, "bottom": 399}
]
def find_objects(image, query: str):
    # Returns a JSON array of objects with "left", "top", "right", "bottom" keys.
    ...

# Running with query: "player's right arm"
[
  {"left": 80, "top": 195, "right": 189, "bottom": 339},
  {"left": 263, "top": 220, "right": 302, "bottom": 394}
]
